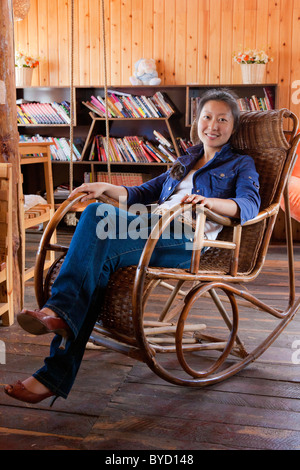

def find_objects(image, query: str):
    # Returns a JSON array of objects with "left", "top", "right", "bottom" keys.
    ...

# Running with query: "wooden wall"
[{"left": 14, "top": 0, "right": 300, "bottom": 117}]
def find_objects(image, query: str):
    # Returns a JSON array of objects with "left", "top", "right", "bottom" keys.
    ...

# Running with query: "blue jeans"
[{"left": 33, "top": 203, "right": 195, "bottom": 398}]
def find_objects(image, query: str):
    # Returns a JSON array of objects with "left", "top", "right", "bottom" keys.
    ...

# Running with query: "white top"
[{"left": 154, "top": 169, "right": 223, "bottom": 241}]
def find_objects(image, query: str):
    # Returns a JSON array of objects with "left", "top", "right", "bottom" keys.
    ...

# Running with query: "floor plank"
[{"left": 0, "top": 229, "right": 300, "bottom": 450}]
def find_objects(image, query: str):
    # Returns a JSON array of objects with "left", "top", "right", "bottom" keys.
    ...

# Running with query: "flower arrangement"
[
  {"left": 15, "top": 51, "right": 39, "bottom": 68},
  {"left": 233, "top": 49, "right": 272, "bottom": 65}
]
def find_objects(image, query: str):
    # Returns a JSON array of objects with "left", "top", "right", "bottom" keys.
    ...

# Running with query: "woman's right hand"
[
  {"left": 69, "top": 182, "right": 108, "bottom": 201},
  {"left": 69, "top": 182, "right": 128, "bottom": 203}
]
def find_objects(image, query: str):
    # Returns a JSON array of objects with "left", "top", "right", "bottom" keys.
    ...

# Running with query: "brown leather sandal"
[
  {"left": 17, "top": 309, "right": 72, "bottom": 350},
  {"left": 4, "top": 381, "right": 58, "bottom": 406}
]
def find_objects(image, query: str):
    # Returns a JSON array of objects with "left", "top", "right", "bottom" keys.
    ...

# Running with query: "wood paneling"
[{"left": 14, "top": 0, "right": 300, "bottom": 113}]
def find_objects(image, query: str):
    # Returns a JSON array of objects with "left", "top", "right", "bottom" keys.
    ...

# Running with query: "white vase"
[
  {"left": 15, "top": 67, "right": 34, "bottom": 87},
  {"left": 240, "top": 64, "right": 266, "bottom": 84}
]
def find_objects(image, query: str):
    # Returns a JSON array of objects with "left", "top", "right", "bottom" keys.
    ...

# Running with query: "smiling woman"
[
  {"left": 197, "top": 100, "right": 235, "bottom": 158},
  {"left": 171, "top": 88, "right": 244, "bottom": 219},
  {"left": 4, "top": 88, "right": 261, "bottom": 405}
]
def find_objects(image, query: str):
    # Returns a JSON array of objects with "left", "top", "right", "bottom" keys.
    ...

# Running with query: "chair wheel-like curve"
[
  {"left": 34, "top": 190, "right": 300, "bottom": 388},
  {"left": 33, "top": 107, "right": 300, "bottom": 388},
  {"left": 34, "top": 192, "right": 92, "bottom": 307}
]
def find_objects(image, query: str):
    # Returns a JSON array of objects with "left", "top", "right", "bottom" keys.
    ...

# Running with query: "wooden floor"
[{"left": 0, "top": 229, "right": 300, "bottom": 451}]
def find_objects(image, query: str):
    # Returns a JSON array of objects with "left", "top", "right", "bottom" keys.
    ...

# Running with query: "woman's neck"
[{"left": 193, "top": 149, "right": 216, "bottom": 171}]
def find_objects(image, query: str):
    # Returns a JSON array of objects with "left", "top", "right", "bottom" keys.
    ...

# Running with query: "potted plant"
[{"left": 233, "top": 49, "right": 272, "bottom": 84}]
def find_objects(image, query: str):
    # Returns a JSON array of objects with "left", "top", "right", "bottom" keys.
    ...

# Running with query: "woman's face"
[{"left": 197, "top": 100, "right": 235, "bottom": 155}]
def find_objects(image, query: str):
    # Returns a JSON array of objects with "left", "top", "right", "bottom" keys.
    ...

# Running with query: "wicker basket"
[{"left": 15, "top": 67, "right": 33, "bottom": 87}]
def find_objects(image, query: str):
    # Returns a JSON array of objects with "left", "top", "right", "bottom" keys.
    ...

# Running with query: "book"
[
  {"left": 176, "top": 137, "right": 192, "bottom": 155},
  {"left": 123, "top": 96, "right": 140, "bottom": 118},
  {"left": 153, "top": 91, "right": 174, "bottom": 117},
  {"left": 128, "top": 95, "right": 147, "bottom": 118},
  {"left": 153, "top": 130, "right": 173, "bottom": 148},
  {"left": 51, "top": 102, "right": 71, "bottom": 123},
  {"left": 144, "top": 141, "right": 168, "bottom": 163},
  {"left": 157, "top": 144, "right": 176, "bottom": 162},
  {"left": 106, "top": 96, "right": 124, "bottom": 118},
  {"left": 82, "top": 100, "right": 104, "bottom": 118},
  {"left": 18, "top": 133, "right": 81, "bottom": 161},
  {"left": 85, "top": 134, "right": 177, "bottom": 164},
  {"left": 141, "top": 95, "right": 160, "bottom": 117},
  {"left": 109, "top": 93, "right": 127, "bottom": 117},
  {"left": 263, "top": 87, "right": 275, "bottom": 110},
  {"left": 82, "top": 91, "right": 176, "bottom": 121}
]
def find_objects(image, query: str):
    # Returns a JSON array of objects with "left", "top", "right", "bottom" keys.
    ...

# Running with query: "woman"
[{"left": 4, "top": 88, "right": 260, "bottom": 405}]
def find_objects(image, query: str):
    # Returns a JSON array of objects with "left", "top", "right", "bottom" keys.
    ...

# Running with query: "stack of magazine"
[{"left": 17, "top": 99, "right": 71, "bottom": 125}]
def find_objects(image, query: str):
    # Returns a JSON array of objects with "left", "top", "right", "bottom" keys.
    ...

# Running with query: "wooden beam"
[{"left": 0, "top": 0, "right": 23, "bottom": 313}]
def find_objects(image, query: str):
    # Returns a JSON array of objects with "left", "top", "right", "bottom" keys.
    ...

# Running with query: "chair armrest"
[
  {"left": 202, "top": 207, "right": 238, "bottom": 227},
  {"left": 136, "top": 203, "right": 194, "bottom": 271},
  {"left": 97, "top": 193, "right": 120, "bottom": 208},
  {"left": 242, "top": 203, "right": 280, "bottom": 226},
  {"left": 135, "top": 201, "right": 279, "bottom": 278},
  {"left": 202, "top": 203, "right": 279, "bottom": 227},
  {"left": 135, "top": 202, "right": 224, "bottom": 275}
]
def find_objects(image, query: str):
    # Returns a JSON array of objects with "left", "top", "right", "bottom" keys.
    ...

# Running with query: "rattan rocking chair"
[{"left": 34, "top": 108, "right": 300, "bottom": 387}]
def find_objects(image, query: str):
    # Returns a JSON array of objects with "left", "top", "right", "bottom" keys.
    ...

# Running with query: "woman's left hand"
[
  {"left": 181, "top": 193, "right": 239, "bottom": 218},
  {"left": 181, "top": 193, "right": 214, "bottom": 210}
]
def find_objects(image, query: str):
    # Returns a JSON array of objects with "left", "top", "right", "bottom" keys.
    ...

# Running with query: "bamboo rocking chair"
[{"left": 34, "top": 108, "right": 300, "bottom": 387}]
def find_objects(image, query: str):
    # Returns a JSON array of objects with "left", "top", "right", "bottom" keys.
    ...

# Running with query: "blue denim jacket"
[{"left": 125, "top": 143, "right": 261, "bottom": 225}]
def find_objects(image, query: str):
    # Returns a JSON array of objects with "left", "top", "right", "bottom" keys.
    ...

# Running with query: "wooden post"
[{"left": 0, "top": 0, "right": 23, "bottom": 314}]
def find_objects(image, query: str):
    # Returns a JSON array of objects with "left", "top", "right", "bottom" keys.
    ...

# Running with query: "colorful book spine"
[
  {"left": 17, "top": 101, "right": 71, "bottom": 125},
  {"left": 18, "top": 134, "right": 81, "bottom": 161},
  {"left": 153, "top": 130, "right": 172, "bottom": 148},
  {"left": 92, "top": 95, "right": 111, "bottom": 116},
  {"left": 86, "top": 134, "right": 178, "bottom": 164},
  {"left": 141, "top": 95, "right": 160, "bottom": 118},
  {"left": 82, "top": 91, "right": 175, "bottom": 120}
]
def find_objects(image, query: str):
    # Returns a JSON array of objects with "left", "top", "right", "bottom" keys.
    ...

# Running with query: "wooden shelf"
[
  {"left": 18, "top": 124, "right": 70, "bottom": 127},
  {"left": 17, "top": 83, "right": 278, "bottom": 182},
  {"left": 17, "top": 84, "right": 299, "bottom": 242},
  {"left": 80, "top": 109, "right": 180, "bottom": 161}
]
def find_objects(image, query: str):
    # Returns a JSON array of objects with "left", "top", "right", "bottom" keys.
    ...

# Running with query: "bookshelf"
[
  {"left": 16, "top": 83, "right": 278, "bottom": 199},
  {"left": 76, "top": 85, "right": 190, "bottom": 165},
  {"left": 186, "top": 84, "right": 277, "bottom": 126}
]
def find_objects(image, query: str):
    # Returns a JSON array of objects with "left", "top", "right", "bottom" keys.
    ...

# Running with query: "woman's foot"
[
  {"left": 22, "top": 376, "right": 52, "bottom": 395},
  {"left": 4, "top": 376, "right": 56, "bottom": 405},
  {"left": 40, "top": 307, "right": 59, "bottom": 317},
  {"left": 17, "top": 308, "right": 72, "bottom": 350}
]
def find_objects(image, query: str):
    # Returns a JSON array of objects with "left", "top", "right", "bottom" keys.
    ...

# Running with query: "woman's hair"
[{"left": 170, "top": 88, "right": 240, "bottom": 180}]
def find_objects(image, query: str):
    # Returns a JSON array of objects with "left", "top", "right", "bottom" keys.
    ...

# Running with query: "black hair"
[{"left": 170, "top": 88, "right": 240, "bottom": 180}]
